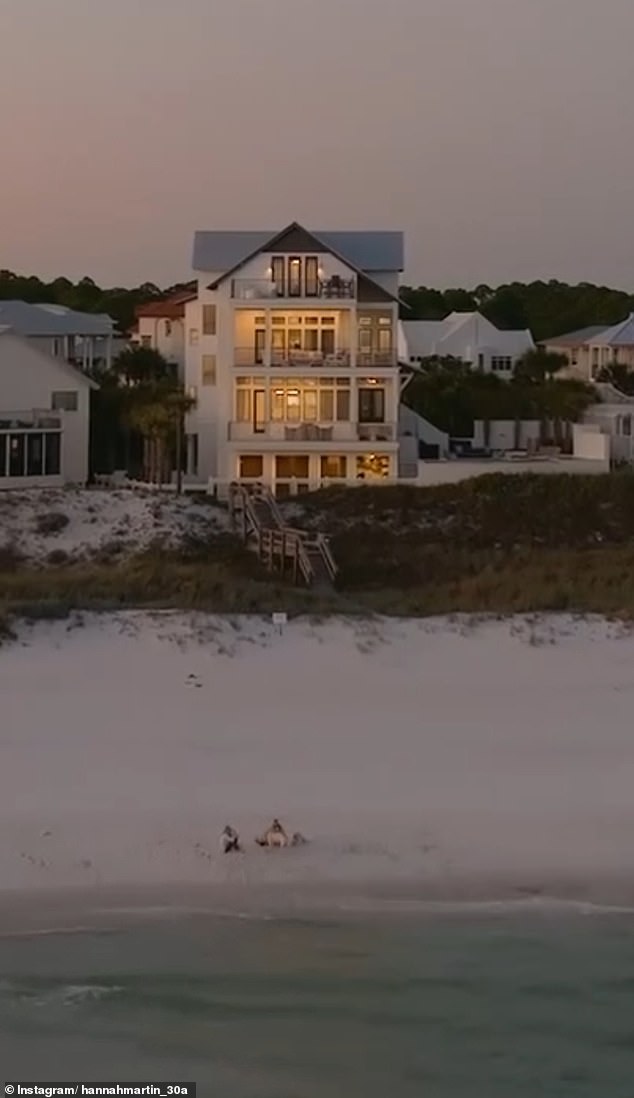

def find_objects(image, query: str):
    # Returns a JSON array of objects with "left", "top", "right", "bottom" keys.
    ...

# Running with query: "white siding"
[{"left": 0, "top": 331, "right": 92, "bottom": 486}]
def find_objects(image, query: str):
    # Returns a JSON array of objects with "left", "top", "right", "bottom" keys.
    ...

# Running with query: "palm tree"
[{"left": 125, "top": 383, "right": 196, "bottom": 488}]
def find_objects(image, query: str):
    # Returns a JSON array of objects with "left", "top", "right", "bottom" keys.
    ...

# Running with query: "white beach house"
[
  {"left": 543, "top": 314, "right": 634, "bottom": 382},
  {"left": 130, "top": 287, "right": 196, "bottom": 378},
  {"left": 0, "top": 327, "right": 95, "bottom": 487},
  {"left": 0, "top": 300, "right": 115, "bottom": 375},
  {"left": 402, "top": 311, "right": 534, "bottom": 377},
  {"left": 182, "top": 222, "right": 404, "bottom": 495}
]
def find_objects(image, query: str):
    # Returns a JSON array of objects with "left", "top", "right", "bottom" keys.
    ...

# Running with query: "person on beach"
[
  {"left": 255, "top": 818, "right": 290, "bottom": 848},
  {"left": 219, "top": 825, "right": 241, "bottom": 853}
]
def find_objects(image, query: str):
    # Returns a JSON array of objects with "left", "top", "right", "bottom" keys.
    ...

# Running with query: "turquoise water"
[{"left": 2, "top": 911, "right": 634, "bottom": 1096}]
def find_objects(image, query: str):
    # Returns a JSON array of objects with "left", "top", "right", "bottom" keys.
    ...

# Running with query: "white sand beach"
[{"left": 2, "top": 611, "right": 634, "bottom": 927}]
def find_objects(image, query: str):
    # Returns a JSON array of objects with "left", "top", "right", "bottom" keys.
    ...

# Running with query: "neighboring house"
[
  {"left": 543, "top": 314, "right": 634, "bottom": 382},
  {"left": 183, "top": 221, "right": 405, "bottom": 493},
  {"left": 402, "top": 312, "right": 535, "bottom": 376},
  {"left": 0, "top": 327, "right": 95, "bottom": 487},
  {"left": 0, "top": 301, "right": 114, "bottom": 374},
  {"left": 129, "top": 287, "right": 196, "bottom": 377}
]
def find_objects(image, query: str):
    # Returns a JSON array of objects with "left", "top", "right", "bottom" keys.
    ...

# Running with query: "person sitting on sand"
[
  {"left": 219, "top": 825, "right": 241, "bottom": 854},
  {"left": 255, "top": 818, "right": 289, "bottom": 848},
  {"left": 291, "top": 831, "right": 307, "bottom": 847}
]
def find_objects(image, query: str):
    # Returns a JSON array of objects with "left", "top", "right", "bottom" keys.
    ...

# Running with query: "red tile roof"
[{"left": 135, "top": 288, "right": 196, "bottom": 320}]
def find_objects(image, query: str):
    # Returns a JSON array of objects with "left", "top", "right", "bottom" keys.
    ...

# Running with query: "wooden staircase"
[{"left": 228, "top": 482, "right": 337, "bottom": 588}]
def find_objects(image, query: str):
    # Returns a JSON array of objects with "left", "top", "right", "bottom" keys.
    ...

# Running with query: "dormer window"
[{"left": 269, "top": 255, "right": 320, "bottom": 297}]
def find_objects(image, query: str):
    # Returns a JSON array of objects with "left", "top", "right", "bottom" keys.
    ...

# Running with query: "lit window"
[
  {"left": 239, "top": 455, "right": 263, "bottom": 478},
  {"left": 321, "top": 455, "right": 347, "bottom": 478}
]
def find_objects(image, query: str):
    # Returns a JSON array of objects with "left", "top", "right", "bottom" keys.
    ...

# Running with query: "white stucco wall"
[
  {"left": 472, "top": 420, "right": 542, "bottom": 450},
  {"left": 415, "top": 457, "right": 609, "bottom": 484},
  {"left": 134, "top": 316, "right": 185, "bottom": 375},
  {"left": 0, "top": 331, "right": 92, "bottom": 485}
]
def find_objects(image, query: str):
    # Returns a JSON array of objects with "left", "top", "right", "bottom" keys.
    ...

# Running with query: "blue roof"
[{"left": 192, "top": 226, "right": 404, "bottom": 274}]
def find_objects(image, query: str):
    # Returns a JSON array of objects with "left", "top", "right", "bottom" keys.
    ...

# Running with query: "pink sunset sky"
[{"left": 2, "top": 0, "right": 633, "bottom": 289}]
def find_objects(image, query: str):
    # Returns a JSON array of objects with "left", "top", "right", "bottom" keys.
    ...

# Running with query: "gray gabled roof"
[
  {"left": 0, "top": 327, "right": 97, "bottom": 388},
  {"left": 192, "top": 226, "right": 404, "bottom": 274},
  {"left": 0, "top": 301, "right": 114, "bottom": 337},
  {"left": 545, "top": 324, "right": 612, "bottom": 346}
]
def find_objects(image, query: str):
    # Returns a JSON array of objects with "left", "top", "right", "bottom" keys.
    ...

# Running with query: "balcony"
[
  {"left": 234, "top": 347, "right": 351, "bottom": 369},
  {"left": 227, "top": 421, "right": 397, "bottom": 443},
  {"left": 356, "top": 351, "right": 396, "bottom": 368},
  {"left": 231, "top": 276, "right": 356, "bottom": 301}
]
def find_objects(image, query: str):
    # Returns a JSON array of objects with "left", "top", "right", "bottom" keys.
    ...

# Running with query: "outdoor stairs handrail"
[{"left": 229, "top": 482, "right": 337, "bottom": 587}]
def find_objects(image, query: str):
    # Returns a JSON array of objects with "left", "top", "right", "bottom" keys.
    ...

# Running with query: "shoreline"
[{"left": 3, "top": 871, "right": 634, "bottom": 937}]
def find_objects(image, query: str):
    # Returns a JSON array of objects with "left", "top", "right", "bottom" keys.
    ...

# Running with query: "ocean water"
[{"left": 2, "top": 908, "right": 634, "bottom": 1096}]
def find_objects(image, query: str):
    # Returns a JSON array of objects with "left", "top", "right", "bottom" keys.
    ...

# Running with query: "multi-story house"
[
  {"left": 183, "top": 223, "right": 404, "bottom": 494},
  {"left": 403, "top": 311, "right": 535, "bottom": 377},
  {"left": 130, "top": 287, "right": 196, "bottom": 378},
  {"left": 0, "top": 300, "right": 114, "bottom": 374},
  {"left": 543, "top": 314, "right": 634, "bottom": 382}
]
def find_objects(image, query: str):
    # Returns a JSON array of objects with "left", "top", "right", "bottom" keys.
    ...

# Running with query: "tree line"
[{"left": 1, "top": 268, "right": 633, "bottom": 341}]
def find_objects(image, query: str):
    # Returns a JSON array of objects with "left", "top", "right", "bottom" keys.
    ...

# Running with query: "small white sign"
[{"left": 272, "top": 612, "right": 288, "bottom": 631}]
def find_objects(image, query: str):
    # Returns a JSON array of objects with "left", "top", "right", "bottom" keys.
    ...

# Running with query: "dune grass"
[{"left": 3, "top": 474, "right": 634, "bottom": 624}]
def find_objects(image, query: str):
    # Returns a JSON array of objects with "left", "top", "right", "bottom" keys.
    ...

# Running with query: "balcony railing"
[
  {"left": 357, "top": 422, "right": 396, "bottom": 442},
  {"left": 356, "top": 351, "right": 396, "bottom": 367},
  {"left": 227, "top": 421, "right": 397, "bottom": 443},
  {"left": 0, "top": 410, "right": 62, "bottom": 430},
  {"left": 233, "top": 347, "right": 351, "bottom": 368},
  {"left": 231, "top": 276, "right": 356, "bottom": 301}
]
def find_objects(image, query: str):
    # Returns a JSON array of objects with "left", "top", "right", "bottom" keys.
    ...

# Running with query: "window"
[
  {"left": 0, "top": 431, "right": 61, "bottom": 477},
  {"left": 239, "top": 455, "right": 264, "bottom": 478},
  {"left": 51, "top": 391, "right": 78, "bottom": 412},
  {"left": 623, "top": 416, "right": 632, "bottom": 437},
  {"left": 321, "top": 455, "right": 347, "bottom": 478},
  {"left": 272, "top": 257, "right": 285, "bottom": 296},
  {"left": 275, "top": 455, "right": 309, "bottom": 479},
  {"left": 8, "top": 434, "right": 25, "bottom": 476},
  {"left": 305, "top": 257, "right": 319, "bottom": 297},
  {"left": 202, "top": 304, "right": 217, "bottom": 336},
  {"left": 358, "top": 387, "right": 385, "bottom": 423},
  {"left": 27, "top": 433, "right": 44, "bottom": 476},
  {"left": 336, "top": 388, "right": 350, "bottom": 420},
  {"left": 319, "top": 389, "right": 334, "bottom": 421},
  {"left": 165, "top": 320, "right": 172, "bottom": 337},
  {"left": 321, "top": 328, "right": 335, "bottom": 356},
  {"left": 285, "top": 388, "right": 301, "bottom": 422},
  {"left": 141, "top": 335, "right": 152, "bottom": 348},
  {"left": 288, "top": 257, "right": 302, "bottom": 297},
  {"left": 303, "top": 389, "right": 318, "bottom": 421},
  {"left": 189, "top": 329, "right": 199, "bottom": 346},
  {"left": 491, "top": 357, "right": 512, "bottom": 373},
  {"left": 236, "top": 389, "right": 251, "bottom": 421},
  {"left": 44, "top": 432, "right": 61, "bottom": 475},
  {"left": 201, "top": 354, "right": 216, "bottom": 386},
  {"left": 304, "top": 327, "right": 319, "bottom": 352}
]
